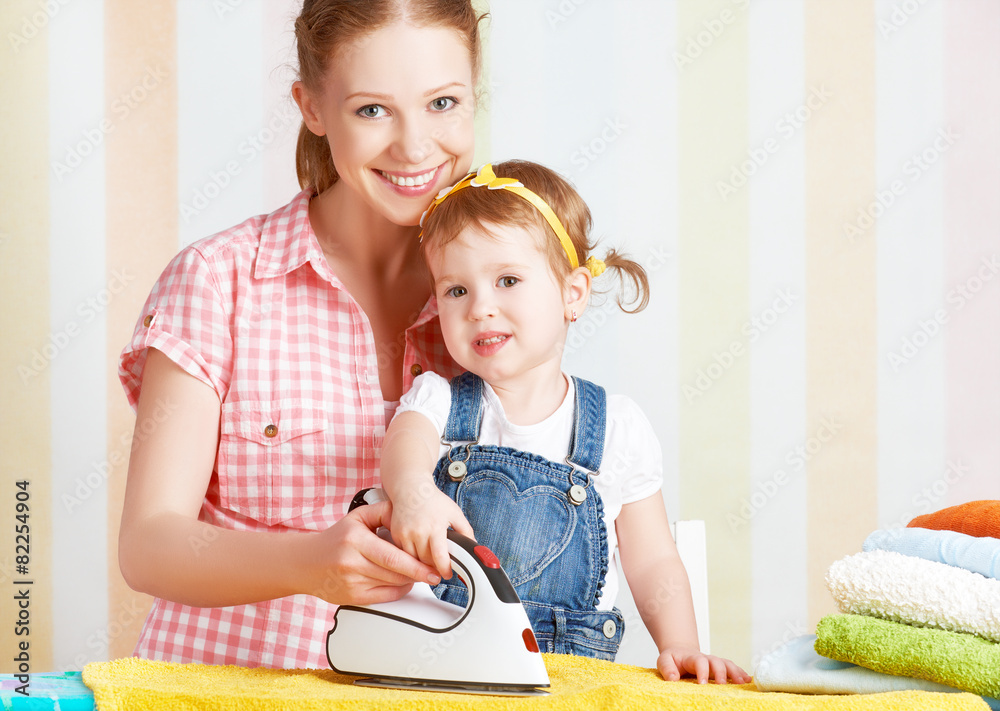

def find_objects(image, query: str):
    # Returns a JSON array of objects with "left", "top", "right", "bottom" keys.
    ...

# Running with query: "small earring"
[{"left": 571, "top": 310, "right": 577, "bottom": 322}]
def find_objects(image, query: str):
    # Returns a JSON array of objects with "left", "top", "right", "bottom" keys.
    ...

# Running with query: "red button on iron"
[{"left": 473, "top": 545, "right": 500, "bottom": 569}]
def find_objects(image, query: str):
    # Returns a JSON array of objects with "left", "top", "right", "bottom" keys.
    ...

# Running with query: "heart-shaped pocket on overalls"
[{"left": 456, "top": 470, "right": 578, "bottom": 588}]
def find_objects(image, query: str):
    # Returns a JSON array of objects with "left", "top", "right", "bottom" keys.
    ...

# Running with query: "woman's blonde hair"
[
  {"left": 294, "top": 0, "right": 486, "bottom": 194},
  {"left": 421, "top": 160, "right": 651, "bottom": 313}
]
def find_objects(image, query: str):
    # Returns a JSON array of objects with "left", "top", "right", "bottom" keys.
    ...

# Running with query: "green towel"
[{"left": 815, "top": 614, "right": 1000, "bottom": 699}]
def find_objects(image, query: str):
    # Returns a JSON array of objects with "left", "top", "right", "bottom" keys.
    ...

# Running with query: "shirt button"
[
  {"left": 410, "top": 363, "right": 423, "bottom": 376},
  {"left": 603, "top": 619, "right": 617, "bottom": 638},
  {"left": 143, "top": 315, "right": 153, "bottom": 327},
  {"left": 264, "top": 424, "right": 278, "bottom": 438}
]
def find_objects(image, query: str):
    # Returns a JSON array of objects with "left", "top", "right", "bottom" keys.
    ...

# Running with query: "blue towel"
[
  {"left": 754, "top": 634, "right": 1000, "bottom": 710},
  {"left": 864, "top": 528, "right": 1000, "bottom": 580}
]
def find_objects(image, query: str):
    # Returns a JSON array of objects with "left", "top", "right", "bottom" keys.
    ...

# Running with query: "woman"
[{"left": 117, "top": 0, "right": 484, "bottom": 668}]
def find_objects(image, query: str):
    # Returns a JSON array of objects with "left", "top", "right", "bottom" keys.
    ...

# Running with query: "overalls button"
[
  {"left": 568, "top": 484, "right": 587, "bottom": 505},
  {"left": 448, "top": 460, "right": 467, "bottom": 481},
  {"left": 603, "top": 619, "right": 617, "bottom": 638}
]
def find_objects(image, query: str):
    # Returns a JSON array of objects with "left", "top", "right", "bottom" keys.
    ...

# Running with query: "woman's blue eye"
[
  {"left": 358, "top": 105, "right": 386, "bottom": 119},
  {"left": 446, "top": 285, "right": 467, "bottom": 298},
  {"left": 498, "top": 276, "right": 519, "bottom": 288},
  {"left": 430, "top": 97, "right": 456, "bottom": 112}
]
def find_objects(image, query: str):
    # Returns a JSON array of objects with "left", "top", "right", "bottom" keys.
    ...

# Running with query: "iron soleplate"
[{"left": 354, "top": 677, "right": 550, "bottom": 697}]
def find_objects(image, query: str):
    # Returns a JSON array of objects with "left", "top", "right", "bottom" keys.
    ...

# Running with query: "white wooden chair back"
[{"left": 670, "top": 520, "right": 711, "bottom": 654}]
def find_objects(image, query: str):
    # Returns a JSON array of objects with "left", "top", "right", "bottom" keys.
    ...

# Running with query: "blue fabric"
[
  {"left": 0, "top": 672, "right": 95, "bottom": 710},
  {"left": 754, "top": 634, "right": 1000, "bottom": 709},
  {"left": 864, "top": 527, "right": 1000, "bottom": 580},
  {"left": 432, "top": 373, "right": 623, "bottom": 660}
]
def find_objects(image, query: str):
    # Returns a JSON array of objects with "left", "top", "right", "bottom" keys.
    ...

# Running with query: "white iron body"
[{"left": 326, "top": 529, "right": 550, "bottom": 695}]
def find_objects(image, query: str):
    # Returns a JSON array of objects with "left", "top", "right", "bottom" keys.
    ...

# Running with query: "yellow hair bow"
[{"left": 584, "top": 256, "right": 606, "bottom": 278}]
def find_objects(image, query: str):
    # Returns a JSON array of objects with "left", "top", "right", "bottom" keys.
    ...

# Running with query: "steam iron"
[{"left": 326, "top": 528, "right": 551, "bottom": 696}]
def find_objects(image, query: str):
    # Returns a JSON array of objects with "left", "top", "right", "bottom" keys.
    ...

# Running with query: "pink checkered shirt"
[{"left": 119, "top": 190, "right": 459, "bottom": 668}]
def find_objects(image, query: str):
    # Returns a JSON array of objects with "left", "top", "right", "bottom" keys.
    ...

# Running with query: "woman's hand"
[
  {"left": 305, "top": 500, "right": 445, "bottom": 606},
  {"left": 389, "top": 486, "right": 475, "bottom": 581},
  {"left": 656, "top": 647, "right": 751, "bottom": 684}
]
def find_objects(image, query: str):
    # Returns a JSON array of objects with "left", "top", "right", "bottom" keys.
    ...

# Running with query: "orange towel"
[{"left": 908, "top": 500, "right": 1000, "bottom": 539}]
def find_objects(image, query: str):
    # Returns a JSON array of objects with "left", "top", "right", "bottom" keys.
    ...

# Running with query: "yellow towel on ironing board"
[{"left": 82, "top": 654, "right": 988, "bottom": 710}]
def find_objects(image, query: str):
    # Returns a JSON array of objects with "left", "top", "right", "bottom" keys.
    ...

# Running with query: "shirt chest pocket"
[{"left": 217, "top": 402, "right": 330, "bottom": 527}]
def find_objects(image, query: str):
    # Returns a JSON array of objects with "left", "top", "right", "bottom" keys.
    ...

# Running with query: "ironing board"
[{"left": 2, "top": 655, "right": 987, "bottom": 710}]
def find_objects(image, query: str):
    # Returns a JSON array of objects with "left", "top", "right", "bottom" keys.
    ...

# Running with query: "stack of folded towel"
[{"left": 756, "top": 500, "right": 1000, "bottom": 710}]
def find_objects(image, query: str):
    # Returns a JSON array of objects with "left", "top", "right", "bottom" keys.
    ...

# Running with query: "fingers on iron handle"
[{"left": 431, "top": 539, "right": 452, "bottom": 581}]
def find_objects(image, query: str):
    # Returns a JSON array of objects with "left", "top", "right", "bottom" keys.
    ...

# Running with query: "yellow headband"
[{"left": 419, "top": 164, "right": 606, "bottom": 277}]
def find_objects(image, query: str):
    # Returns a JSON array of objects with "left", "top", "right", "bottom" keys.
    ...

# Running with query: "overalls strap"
[
  {"left": 444, "top": 371, "right": 484, "bottom": 443},
  {"left": 566, "top": 376, "right": 607, "bottom": 473}
]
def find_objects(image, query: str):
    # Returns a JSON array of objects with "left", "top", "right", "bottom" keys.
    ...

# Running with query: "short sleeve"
[
  {"left": 394, "top": 370, "right": 453, "bottom": 437},
  {"left": 118, "top": 244, "right": 233, "bottom": 410},
  {"left": 606, "top": 394, "right": 664, "bottom": 505}
]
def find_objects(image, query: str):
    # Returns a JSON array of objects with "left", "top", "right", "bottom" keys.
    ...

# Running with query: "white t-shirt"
[{"left": 394, "top": 371, "right": 663, "bottom": 610}]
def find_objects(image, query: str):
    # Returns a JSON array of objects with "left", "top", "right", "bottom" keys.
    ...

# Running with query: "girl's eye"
[
  {"left": 429, "top": 96, "right": 456, "bottom": 112},
  {"left": 357, "top": 104, "right": 387, "bottom": 119},
  {"left": 445, "top": 285, "right": 467, "bottom": 298},
  {"left": 498, "top": 276, "right": 519, "bottom": 288}
]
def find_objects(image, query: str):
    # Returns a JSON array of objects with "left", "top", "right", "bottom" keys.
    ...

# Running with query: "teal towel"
[
  {"left": 0, "top": 671, "right": 95, "bottom": 710},
  {"left": 864, "top": 528, "right": 1000, "bottom": 580},
  {"left": 815, "top": 614, "right": 1000, "bottom": 699}
]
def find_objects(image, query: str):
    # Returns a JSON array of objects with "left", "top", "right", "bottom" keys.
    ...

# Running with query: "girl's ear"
[
  {"left": 293, "top": 81, "right": 327, "bottom": 137},
  {"left": 564, "top": 266, "right": 592, "bottom": 321}
]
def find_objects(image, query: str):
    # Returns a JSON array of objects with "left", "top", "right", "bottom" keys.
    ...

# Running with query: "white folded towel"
[{"left": 826, "top": 549, "right": 1000, "bottom": 642}]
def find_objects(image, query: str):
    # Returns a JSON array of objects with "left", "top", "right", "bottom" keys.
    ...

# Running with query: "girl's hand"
[
  {"left": 656, "top": 648, "right": 751, "bottom": 685},
  {"left": 389, "top": 486, "right": 475, "bottom": 581},
  {"left": 306, "top": 500, "right": 443, "bottom": 606}
]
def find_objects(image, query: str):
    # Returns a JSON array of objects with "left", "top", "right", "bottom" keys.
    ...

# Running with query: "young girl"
[{"left": 379, "top": 160, "right": 750, "bottom": 684}]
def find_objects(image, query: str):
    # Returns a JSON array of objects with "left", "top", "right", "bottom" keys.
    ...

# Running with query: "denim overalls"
[{"left": 431, "top": 371, "right": 625, "bottom": 660}]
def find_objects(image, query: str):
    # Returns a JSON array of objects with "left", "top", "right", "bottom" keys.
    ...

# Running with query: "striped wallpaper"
[{"left": 2, "top": 0, "right": 998, "bottom": 674}]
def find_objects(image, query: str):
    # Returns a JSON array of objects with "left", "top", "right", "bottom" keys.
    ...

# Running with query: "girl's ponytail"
[{"left": 599, "top": 247, "right": 650, "bottom": 314}]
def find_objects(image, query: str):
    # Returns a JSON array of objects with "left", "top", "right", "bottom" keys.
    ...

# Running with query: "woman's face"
[{"left": 296, "top": 21, "right": 476, "bottom": 227}]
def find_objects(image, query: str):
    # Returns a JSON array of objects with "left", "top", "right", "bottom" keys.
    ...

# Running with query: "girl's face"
[
  {"left": 427, "top": 222, "right": 576, "bottom": 390},
  {"left": 295, "top": 21, "right": 476, "bottom": 226}
]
